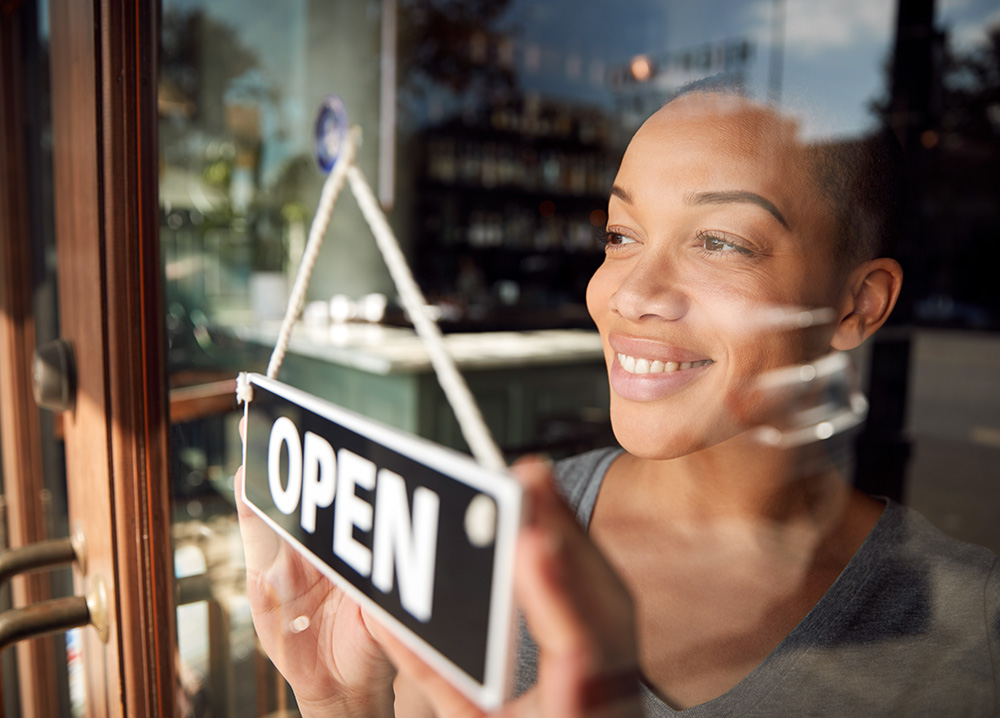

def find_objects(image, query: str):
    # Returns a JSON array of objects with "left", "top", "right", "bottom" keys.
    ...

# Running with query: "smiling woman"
[
  {"left": 587, "top": 91, "right": 902, "bottom": 460},
  {"left": 508, "top": 90, "right": 1000, "bottom": 717}
]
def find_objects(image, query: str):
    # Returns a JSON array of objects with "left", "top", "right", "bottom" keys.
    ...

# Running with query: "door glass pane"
[{"left": 159, "top": 2, "right": 392, "bottom": 713}]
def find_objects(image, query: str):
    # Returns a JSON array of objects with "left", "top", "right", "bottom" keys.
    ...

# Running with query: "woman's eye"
[
  {"left": 604, "top": 231, "right": 637, "bottom": 249},
  {"left": 699, "top": 232, "right": 753, "bottom": 256}
]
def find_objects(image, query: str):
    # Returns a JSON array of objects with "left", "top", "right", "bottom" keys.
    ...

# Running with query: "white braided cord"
[
  {"left": 254, "top": 126, "right": 506, "bottom": 471},
  {"left": 265, "top": 128, "right": 358, "bottom": 379},
  {"left": 346, "top": 164, "right": 507, "bottom": 471}
]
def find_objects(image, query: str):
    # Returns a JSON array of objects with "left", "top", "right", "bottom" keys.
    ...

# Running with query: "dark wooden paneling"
[
  {"left": 48, "top": 0, "right": 118, "bottom": 712},
  {"left": 98, "top": 0, "right": 177, "bottom": 714},
  {"left": 0, "top": 5, "right": 59, "bottom": 716}
]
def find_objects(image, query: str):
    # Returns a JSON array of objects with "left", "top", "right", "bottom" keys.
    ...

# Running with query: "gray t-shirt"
[{"left": 514, "top": 448, "right": 1000, "bottom": 717}]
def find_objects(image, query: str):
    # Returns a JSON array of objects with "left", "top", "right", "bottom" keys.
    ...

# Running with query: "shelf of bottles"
[{"left": 415, "top": 98, "right": 621, "bottom": 322}]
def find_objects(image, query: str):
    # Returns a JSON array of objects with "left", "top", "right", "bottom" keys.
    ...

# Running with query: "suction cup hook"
[{"left": 314, "top": 94, "right": 350, "bottom": 174}]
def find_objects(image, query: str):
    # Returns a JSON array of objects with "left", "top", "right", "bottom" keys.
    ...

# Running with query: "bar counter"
[{"left": 240, "top": 324, "right": 612, "bottom": 457}]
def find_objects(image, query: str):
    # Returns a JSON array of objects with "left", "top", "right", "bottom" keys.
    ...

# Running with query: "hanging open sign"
[{"left": 241, "top": 373, "right": 522, "bottom": 709}]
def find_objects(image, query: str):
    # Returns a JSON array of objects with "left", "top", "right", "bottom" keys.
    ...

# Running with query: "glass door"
[
  {"left": 4, "top": 0, "right": 396, "bottom": 715},
  {"left": 6, "top": 0, "right": 502, "bottom": 710}
]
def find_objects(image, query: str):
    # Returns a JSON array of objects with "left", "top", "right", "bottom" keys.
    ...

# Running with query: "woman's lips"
[
  {"left": 608, "top": 334, "right": 713, "bottom": 365},
  {"left": 607, "top": 334, "right": 715, "bottom": 401},
  {"left": 616, "top": 354, "right": 714, "bottom": 374}
]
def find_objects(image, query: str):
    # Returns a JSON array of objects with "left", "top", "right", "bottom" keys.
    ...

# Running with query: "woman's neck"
[{"left": 612, "top": 433, "right": 865, "bottom": 540}]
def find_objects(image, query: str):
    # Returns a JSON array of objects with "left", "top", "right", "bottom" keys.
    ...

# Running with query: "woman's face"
[{"left": 587, "top": 94, "right": 847, "bottom": 459}]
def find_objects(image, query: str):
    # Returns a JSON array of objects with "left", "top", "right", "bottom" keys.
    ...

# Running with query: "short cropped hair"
[{"left": 808, "top": 131, "right": 906, "bottom": 264}]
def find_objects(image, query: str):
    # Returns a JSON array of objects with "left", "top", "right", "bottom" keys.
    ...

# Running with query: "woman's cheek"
[
  {"left": 585, "top": 260, "right": 620, "bottom": 329},
  {"left": 691, "top": 280, "right": 812, "bottom": 429},
  {"left": 719, "top": 319, "right": 840, "bottom": 433}
]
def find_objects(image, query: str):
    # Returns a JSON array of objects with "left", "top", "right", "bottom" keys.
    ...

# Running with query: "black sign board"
[{"left": 241, "top": 374, "right": 522, "bottom": 709}]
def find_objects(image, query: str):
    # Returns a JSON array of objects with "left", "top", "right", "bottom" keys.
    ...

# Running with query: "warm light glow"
[{"left": 630, "top": 55, "right": 654, "bottom": 82}]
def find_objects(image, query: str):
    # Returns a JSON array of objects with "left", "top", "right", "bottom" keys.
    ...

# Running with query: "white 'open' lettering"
[
  {"left": 265, "top": 416, "right": 443, "bottom": 623},
  {"left": 333, "top": 448, "right": 375, "bottom": 576},
  {"left": 268, "top": 416, "right": 302, "bottom": 515},
  {"left": 301, "top": 431, "right": 336, "bottom": 533},
  {"left": 372, "top": 469, "right": 440, "bottom": 622}
]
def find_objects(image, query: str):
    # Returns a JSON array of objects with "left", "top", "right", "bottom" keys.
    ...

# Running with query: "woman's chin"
[
  {"left": 609, "top": 405, "right": 761, "bottom": 461},
  {"left": 609, "top": 412, "right": 707, "bottom": 460}
]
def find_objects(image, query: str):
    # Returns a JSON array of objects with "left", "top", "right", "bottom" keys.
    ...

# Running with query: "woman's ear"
[{"left": 830, "top": 258, "right": 903, "bottom": 351}]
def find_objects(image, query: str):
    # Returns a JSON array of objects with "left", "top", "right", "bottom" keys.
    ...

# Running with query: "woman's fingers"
[
  {"left": 235, "top": 412, "right": 399, "bottom": 713},
  {"left": 370, "top": 618, "right": 484, "bottom": 718},
  {"left": 382, "top": 458, "right": 636, "bottom": 718},
  {"left": 512, "top": 457, "right": 635, "bottom": 656},
  {"left": 234, "top": 463, "right": 284, "bottom": 573},
  {"left": 511, "top": 457, "right": 641, "bottom": 718},
  {"left": 515, "top": 527, "right": 639, "bottom": 717}
]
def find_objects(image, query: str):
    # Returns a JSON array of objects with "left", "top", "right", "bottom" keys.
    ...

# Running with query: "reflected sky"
[
  {"left": 158, "top": 0, "right": 1000, "bottom": 144},
  {"left": 502, "top": 0, "right": 998, "bottom": 138}
]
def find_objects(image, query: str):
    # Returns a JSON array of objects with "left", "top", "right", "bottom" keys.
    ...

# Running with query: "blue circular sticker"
[{"left": 314, "top": 95, "right": 350, "bottom": 173}]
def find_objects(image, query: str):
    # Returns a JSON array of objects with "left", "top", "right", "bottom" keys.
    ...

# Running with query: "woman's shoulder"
[
  {"left": 852, "top": 499, "right": 999, "bottom": 650},
  {"left": 783, "top": 500, "right": 1000, "bottom": 715},
  {"left": 879, "top": 500, "right": 999, "bottom": 580},
  {"left": 551, "top": 446, "right": 624, "bottom": 525}
]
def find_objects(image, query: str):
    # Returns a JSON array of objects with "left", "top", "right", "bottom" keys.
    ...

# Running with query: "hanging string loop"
[{"left": 239, "top": 108, "right": 505, "bottom": 471}]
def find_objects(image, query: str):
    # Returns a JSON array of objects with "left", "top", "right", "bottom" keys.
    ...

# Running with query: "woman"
[{"left": 236, "top": 91, "right": 999, "bottom": 717}]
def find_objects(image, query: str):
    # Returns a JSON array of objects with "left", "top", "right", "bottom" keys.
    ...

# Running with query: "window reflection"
[{"left": 157, "top": 1, "right": 999, "bottom": 714}]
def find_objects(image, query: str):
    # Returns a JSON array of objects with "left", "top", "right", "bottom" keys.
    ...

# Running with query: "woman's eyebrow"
[
  {"left": 688, "top": 191, "right": 789, "bottom": 229},
  {"left": 610, "top": 184, "right": 634, "bottom": 204}
]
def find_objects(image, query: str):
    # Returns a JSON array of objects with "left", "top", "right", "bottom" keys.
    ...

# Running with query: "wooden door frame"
[
  {"left": 0, "top": 1, "right": 60, "bottom": 715},
  {"left": 46, "top": 0, "right": 176, "bottom": 715}
]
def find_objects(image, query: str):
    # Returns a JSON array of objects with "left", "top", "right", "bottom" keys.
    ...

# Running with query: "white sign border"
[{"left": 240, "top": 373, "right": 522, "bottom": 710}]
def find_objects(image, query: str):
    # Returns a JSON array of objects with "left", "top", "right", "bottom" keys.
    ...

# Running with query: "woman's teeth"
[{"left": 617, "top": 354, "right": 714, "bottom": 374}]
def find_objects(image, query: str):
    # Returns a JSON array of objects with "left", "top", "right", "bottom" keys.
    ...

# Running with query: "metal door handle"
[
  {"left": 32, "top": 338, "right": 77, "bottom": 413},
  {"left": 0, "top": 536, "right": 79, "bottom": 589},
  {"left": 0, "top": 577, "right": 108, "bottom": 651},
  {"left": 0, "top": 534, "right": 108, "bottom": 650}
]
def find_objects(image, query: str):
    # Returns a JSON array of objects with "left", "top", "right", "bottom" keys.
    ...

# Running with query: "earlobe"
[{"left": 830, "top": 258, "right": 903, "bottom": 351}]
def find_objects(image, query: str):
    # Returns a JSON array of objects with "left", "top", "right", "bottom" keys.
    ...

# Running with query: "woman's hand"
[
  {"left": 235, "top": 417, "right": 396, "bottom": 718},
  {"left": 376, "top": 457, "right": 642, "bottom": 718}
]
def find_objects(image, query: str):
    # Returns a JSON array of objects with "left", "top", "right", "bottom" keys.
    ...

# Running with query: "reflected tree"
[
  {"left": 398, "top": 0, "right": 517, "bottom": 110},
  {"left": 160, "top": 9, "right": 261, "bottom": 126},
  {"left": 871, "top": 26, "right": 1000, "bottom": 327}
]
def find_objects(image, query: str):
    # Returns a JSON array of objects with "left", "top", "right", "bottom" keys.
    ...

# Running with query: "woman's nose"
[{"left": 608, "top": 256, "right": 689, "bottom": 322}]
